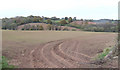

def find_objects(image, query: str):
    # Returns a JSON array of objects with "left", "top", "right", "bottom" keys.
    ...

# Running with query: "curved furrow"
[
  {"left": 41, "top": 43, "right": 59, "bottom": 68},
  {"left": 40, "top": 40, "right": 76, "bottom": 68},
  {"left": 51, "top": 49, "right": 75, "bottom": 68},
  {"left": 28, "top": 39, "right": 92, "bottom": 68},
  {"left": 16, "top": 33, "right": 117, "bottom": 68},
  {"left": 28, "top": 44, "right": 48, "bottom": 68},
  {"left": 32, "top": 48, "right": 49, "bottom": 68},
  {"left": 29, "top": 40, "right": 68, "bottom": 68},
  {"left": 53, "top": 42, "right": 90, "bottom": 67},
  {"left": 60, "top": 40, "right": 93, "bottom": 61},
  {"left": 60, "top": 42, "right": 90, "bottom": 62},
  {"left": 29, "top": 43, "right": 57, "bottom": 68},
  {"left": 50, "top": 41, "right": 76, "bottom": 68},
  {"left": 29, "top": 49, "right": 35, "bottom": 68}
]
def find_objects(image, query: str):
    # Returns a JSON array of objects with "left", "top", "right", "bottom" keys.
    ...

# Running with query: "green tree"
[
  {"left": 21, "top": 27, "right": 25, "bottom": 30},
  {"left": 68, "top": 17, "right": 72, "bottom": 23},
  {"left": 65, "top": 17, "right": 68, "bottom": 20},
  {"left": 39, "top": 17, "right": 43, "bottom": 23},
  {"left": 47, "top": 19, "right": 52, "bottom": 24},
  {"left": 33, "top": 17, "right": 39, "bottom": 23}
]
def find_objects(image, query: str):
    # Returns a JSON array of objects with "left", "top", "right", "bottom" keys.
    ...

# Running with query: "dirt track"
[{"left": 10, "top": 33, "right": 117, "bottom": 68}]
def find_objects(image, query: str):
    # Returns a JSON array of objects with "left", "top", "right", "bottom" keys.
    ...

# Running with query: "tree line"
[
  {"left": 21, "top": 24, "right": 71, "bottom": 31},
  {"left": 2, "top": 15, "right": 75, "bottom": 30},
  {"left": 1, "top": 15, "right": 118, "bottom": 32},
  {"left": 67, "top": 22, "right": 118, "bottom": 32}
]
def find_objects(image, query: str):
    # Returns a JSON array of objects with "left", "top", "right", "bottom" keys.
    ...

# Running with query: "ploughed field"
[{"left": 2, "top": 30, "right": 118, "bottom": 68}]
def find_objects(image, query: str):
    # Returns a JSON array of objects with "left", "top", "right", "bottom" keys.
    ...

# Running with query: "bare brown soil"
[
  {"left": 3, "top": 32, "right": 118, "bottom": 68},
  {"left": 17, "top": 23, "right": 49, "bottom": 30}
]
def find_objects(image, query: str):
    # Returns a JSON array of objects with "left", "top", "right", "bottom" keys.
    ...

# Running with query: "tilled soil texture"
[{"left": 2, "top": 31, "right": 118, "bottom": 68}]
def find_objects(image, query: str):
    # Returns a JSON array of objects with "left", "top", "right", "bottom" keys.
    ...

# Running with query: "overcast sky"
[{"left": 0, "top": 0, "right": 119, "bottom": 19}]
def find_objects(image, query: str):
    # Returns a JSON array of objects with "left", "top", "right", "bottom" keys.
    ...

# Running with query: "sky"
[{"left": 0, "top": 0, "right": 119, "bottom": 19}]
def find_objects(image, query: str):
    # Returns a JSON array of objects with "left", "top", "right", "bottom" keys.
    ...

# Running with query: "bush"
[
  {"left": 31, "top": 25, "right": 36, "bottom": 30},
  {"left": 1, "top": 56, "right": 15, "bottom": 68},
  {"left": 47, "top": 19, "right": 52, "bottom": 24},
  {"left": 72, "top": 29, "right": 76, "bottom": 31},
  {"left": 97, "top": 47, "right": 111, "bottom": 60},
  {"left": 91, "top": 47, "right": 112, "bottom": 65},
  {"left": 47, "top": 24, "right": 52, "bottom": 30},
  {"left": 59, "top": 20, "right": 67, "bottom": 25},
  {"left": 68, "top": 17, "right": 72, "bottom": 23},
  {"left": 39, "top": 25, "right": 44, "bottom": 30},
  {"left": 21, "top": 28, "right": 25, "bottom": 30}
]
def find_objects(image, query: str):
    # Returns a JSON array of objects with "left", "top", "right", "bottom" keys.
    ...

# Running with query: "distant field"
[
  {"left": 2, "top": 30, "right": 117, "bottom": 49},
  {"left": 17, "top": 23, "right": 80, "bottom": 31},
  {"left": 3, "top": 30, "right": 109, "bottom": 44}
]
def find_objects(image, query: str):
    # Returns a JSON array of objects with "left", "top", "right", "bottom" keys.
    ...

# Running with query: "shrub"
[
  {"left": 1, "top": 56, "right": 15, "bottom": 68},
  {"left": 36, "top": 25, "right": 40, "bottom": 30},
  {"left": 59, "top": 20, "right": 67, "bottom": 25},
  {"left": 91, "top": 47, "right": 112, "bottom": 65},
  {"left": 54, "top": 26, "right": 59, "bottom": 31},
  {"left": 97, "top": 47, "right": 111, "bottom": 60},
  {"left": 47, "top": 24, "right": 52, "bottom": 30},
  {"left": 39, "top": 25, "right": 44, "bottom": 30},
  {"left": 72, "top": 29, "right": 76, "bottom": 31},
  {"left": 21, "top": 28, "right": 24, "bottom": 30},
  {"left": 47, "top": 19, "right": 52, "bottom": 24},
  {"left": 68, "top": 17, "right": 72, "bottom": 23},
  {"left": 31, "top": 25, "right": 36, "bottom": 30}
]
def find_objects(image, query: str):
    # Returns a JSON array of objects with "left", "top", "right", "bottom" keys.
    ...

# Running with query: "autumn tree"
[
  {"left": 39, "top": 17, "right": 43, "bottom": 23},
  {"left": 39, "top": 25, "right": 44, "bottom": 30},
  {"left": 47, "top": 24, "right": 52, "bottom": 30},
  {"left": 59, "top": 20, "right": 67, "bottom": 25},
  {"left": 31, "top": 25, "right": 36, "bottom": 30},
  {"left": 33, "top": 17, "right": 39, "bottom": 23},
  {"left": 47, "top": 19, "right": 52, "bottom": 24},
  {"left": 68, "top": 17, "right": 73, "bottom": 23},
  {"left": 36, "top": 25, "right": 40, "bottom": 30},
  {"left": 85, "top": 21, "right": 88, "bottom": 25}
]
